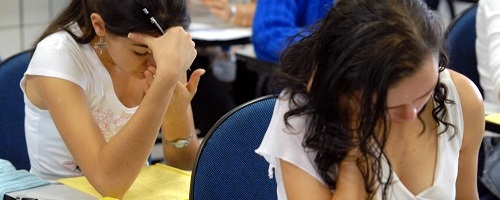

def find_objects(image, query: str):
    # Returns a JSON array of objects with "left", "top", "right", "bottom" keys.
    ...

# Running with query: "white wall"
[
  {"left": 0, "top": 0, "right": 70, "bottom": 60},
  {"left": 0, "top": 0, "right": 475, "bottom": 61}
]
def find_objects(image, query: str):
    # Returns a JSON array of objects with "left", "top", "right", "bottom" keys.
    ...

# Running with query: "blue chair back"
[
  {"left": 445, "top": 4, "right": 481, "bottom": 95},
  {"left": 190, "top": 95, "right": 278, "bottom": 200},
  {"left": 0, "top": 50, "right": 32, "bottom": 170}
]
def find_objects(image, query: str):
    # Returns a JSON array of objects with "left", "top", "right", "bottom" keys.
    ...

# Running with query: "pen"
[
  {"left": 143, "top": 8, "right": 165, "bottom": 35},
  {"left": 142, "top": 8, "right": 191, "bottom": 71}
]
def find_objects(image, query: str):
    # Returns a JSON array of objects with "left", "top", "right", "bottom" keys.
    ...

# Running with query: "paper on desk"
[
  {"left": 485, "top": 113, "right": 500, "bottom": 124},
  {"left": 189, "top": 22, "right": 251, "bottom": 41},
  {"left": 58, "top": 164, "right": 191, "bottom": 200}
]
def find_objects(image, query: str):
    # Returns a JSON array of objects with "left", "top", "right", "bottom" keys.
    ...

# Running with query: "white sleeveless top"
[
  {"left": 255, "top": 69, "right": 463, "bottom": 200},
  {"left": 20, "top": 24, "right": 138, "bottom": 181}
]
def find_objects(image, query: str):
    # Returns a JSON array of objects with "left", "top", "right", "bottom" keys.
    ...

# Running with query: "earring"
[{"left": 93, "top": 37, "right": 107, "bottom": 54}]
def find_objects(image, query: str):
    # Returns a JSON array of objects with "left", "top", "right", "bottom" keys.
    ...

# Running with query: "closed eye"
[{"left": 134, "top": 51, "right": 149, "bottom": 56}]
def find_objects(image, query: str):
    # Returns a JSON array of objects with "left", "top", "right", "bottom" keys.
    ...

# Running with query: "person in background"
[
  {"left": 256, "top": 0, "right": 484, "bottom": 199},
  {"left": 186, "top": 0, "right": 256, "bottom": 137},
  {"left": 21, "top": 0, "right": 203, "bottom": 198},
  {"left": 476, "top": 0, "right": 500, "bottom": 199},
  {"left": 200, "top": 0, "right": 256, "bottom": 27},
  {"left": 251, "top": 0, "right": 334, "bottom": 63}
]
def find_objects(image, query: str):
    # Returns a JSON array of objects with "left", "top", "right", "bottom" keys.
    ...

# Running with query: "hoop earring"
[{"left": 93, "top": 37, "right": 107, "bottom": 54}]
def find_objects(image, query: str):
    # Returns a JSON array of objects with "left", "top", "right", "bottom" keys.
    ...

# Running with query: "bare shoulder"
[
  {"left": 447, "top": 69, "right": 484, "bottom": 148},
  {"left": 447, "top": 70, "right": 483, "bottom": 111}
]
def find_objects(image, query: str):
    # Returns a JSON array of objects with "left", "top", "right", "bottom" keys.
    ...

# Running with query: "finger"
[
  {"left": 128, "top": 32, "right": 155, "bottom": 46},
  {"left": 185, "top": 69, "right": 206, "bottom": 95},
  {"left": 148, "top": 66, "right": 157, "bottom": 76},
  {"left": 142, "top": 79, "right": 150, "bottom": 93},
  {"left": 144, "top": 69, "right": 155, "bottom": 86}
]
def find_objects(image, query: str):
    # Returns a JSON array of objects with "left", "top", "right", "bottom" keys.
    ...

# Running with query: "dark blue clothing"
[{"left": 252, "top": 0, "right": 334, "bottom": 63}]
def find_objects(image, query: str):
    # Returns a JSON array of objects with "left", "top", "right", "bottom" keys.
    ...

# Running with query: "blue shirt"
[{"left": 252, "top": 0, "right": 334, "bottom": 63}]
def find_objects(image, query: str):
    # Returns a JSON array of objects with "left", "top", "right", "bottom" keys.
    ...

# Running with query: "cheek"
[{"left": 387, "top": 109, "right": 401, "bottom": 119}]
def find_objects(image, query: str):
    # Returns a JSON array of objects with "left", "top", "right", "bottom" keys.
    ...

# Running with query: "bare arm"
[
  {"left": 280, "top": 152, "right": 368, "bottom": 199},
  {"left": 280, "top": 159, "right": 332, "bottom": 200},
  {"left": 161, "top": 70, "right": 204, "bottom": 170},
  {"left": 26, "top": 27, "right": 196, "bottom": 198},
  {"left": 200, "top": 0, "right": 256, "bottom": 27},
  {"left": 449, "top": 70, "right": 484, "bottom": 200}
]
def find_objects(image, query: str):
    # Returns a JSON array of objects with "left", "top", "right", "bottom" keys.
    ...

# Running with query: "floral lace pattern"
[
  {"left": 63, "top": 160, "right": 83, "bottom": 177},
  {"left": 92, "top": 107, "right": 133, "bottom": 142},
  {"left": 59, "top": 108, "right": 133, "bottom": 177}
]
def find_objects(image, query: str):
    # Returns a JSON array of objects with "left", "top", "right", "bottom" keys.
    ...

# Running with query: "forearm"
[
  {"left": 161, "top": 104, "right": 200, "bottom": 170},
  {"left": 231, "top": 3, "right": 256, "bottom": 27},
  {"left": 89, "top": 75, "right": 179, "bottom": 198}
]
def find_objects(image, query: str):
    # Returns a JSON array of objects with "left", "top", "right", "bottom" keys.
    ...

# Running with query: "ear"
[{"left": 90, "top": 13, "right": 107, "bottom": 37}]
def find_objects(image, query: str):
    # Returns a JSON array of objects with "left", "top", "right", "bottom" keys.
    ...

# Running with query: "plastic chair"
[
  {"left": 190, "top": 94, "right": 278, "bottom": 200},
  {"left": 445, "top": 3, "right": 481, "bottom": 95},
  {"left": 0, "top": 50, "right": 33, "bottom": 170}
]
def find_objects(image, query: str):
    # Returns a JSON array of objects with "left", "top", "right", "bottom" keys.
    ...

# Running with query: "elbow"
[{"left": 89, "top": 174, "right": 135, "bottom": 199}]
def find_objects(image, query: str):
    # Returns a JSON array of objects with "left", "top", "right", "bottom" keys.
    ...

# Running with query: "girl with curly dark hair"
[{"left": 256, "top": 0, "right": 484, "bottom": 199}]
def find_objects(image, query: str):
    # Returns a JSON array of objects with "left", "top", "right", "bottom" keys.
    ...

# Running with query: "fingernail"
[{"left": 127, "top": 33, "right": 132, "bottom": 38}]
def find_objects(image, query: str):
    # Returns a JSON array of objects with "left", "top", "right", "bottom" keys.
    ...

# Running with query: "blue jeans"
[{"left": 481, "top": 137, "right": 500, "bottom": 199}]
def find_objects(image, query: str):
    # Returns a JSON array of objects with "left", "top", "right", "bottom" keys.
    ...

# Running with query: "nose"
[
  {"left": 146, "top": 55, "right": 156, "bottom": 67},
  {"left": 391, "top": 105, "right": 418, "bottom": 123}
]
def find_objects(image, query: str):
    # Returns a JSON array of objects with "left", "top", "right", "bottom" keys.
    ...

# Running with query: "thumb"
[
  {"left": 127, "top": 32, "right": 154, "bottom": 46},
  {"left": 185, "top": 69, "right": 206, "bottom": 96}
]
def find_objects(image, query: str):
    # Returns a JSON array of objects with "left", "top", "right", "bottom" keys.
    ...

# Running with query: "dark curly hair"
[{"left": 274, "top": 0, "right": 455, "bottom": 199}]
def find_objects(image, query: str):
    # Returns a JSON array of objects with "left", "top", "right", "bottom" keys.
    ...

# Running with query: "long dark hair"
[
  {"left": 275, "top": 0, "right": 454, "bottom": 199},
  {"left": 34, "top": 0, "right": 190, "bottom": 47}
]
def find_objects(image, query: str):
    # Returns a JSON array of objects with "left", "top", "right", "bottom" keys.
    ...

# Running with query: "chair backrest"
[
  {"left": 445, "top": 3, "right": 481, "bottom": 95},
  {"left": 0, "top": 50, "right": 33, "bottom": 170},
  {"left": 190, "top": 94, "right": 278, "bottom": 200}
]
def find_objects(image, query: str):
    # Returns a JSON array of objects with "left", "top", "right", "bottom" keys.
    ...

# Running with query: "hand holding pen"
[
  {"left": 128, "top": 8, "right": 203, "bottom": 108},
  {"left": 128, "top": 9, "right": 197, "bottom": 82}
]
